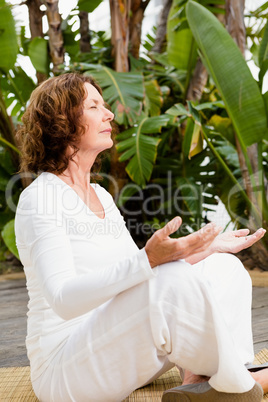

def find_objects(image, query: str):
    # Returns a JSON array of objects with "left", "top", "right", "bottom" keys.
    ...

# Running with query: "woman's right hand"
[{"left": 144, "top": 217, "right": 222, "bottom": 268}]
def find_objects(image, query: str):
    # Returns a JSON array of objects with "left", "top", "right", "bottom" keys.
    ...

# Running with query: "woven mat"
[
  {"left": 1, "top": 349, "right": 268, "bottom": 401},
  {"left": 122, "top": 367, "right": 181, "bottom": 401}
]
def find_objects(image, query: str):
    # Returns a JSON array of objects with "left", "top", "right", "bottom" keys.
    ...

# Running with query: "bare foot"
[
  {"left": 182, "top": 369, "right": 210, "bottom": 386},
  {"left": 250, "top": 368, "right": 268, "bottom": 393}
]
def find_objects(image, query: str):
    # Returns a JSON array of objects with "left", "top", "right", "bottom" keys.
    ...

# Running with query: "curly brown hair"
[{"left": 17, "top": 72, "right": 103, "bottom": 175}]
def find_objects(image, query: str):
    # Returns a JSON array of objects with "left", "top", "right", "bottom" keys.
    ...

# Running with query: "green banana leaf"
[
  {"left": 259, "top": 19, "right": 268, "bottom": 88},
  {"left": 144, "top": 79, "right": 163, "bottom": 116},
  {"left": 167, "top": 0, "right": 197, "bottom": 72},
  {"left": 0, "top": 0, "right": 18, "bottom": 71},
  {"left": 81, "top": 64, "right": 144, "bottom": 126},
  {"left": 0, "top": 147, "right": 15, "bottom": 175},
  {"left": 165, "top": 103, "right": 189, "bottom": 117},
  {"left": 165, "top": 101, "right": 203, "bottom": 158},
  {"left": 253, "top": 1, "right": 268, "bottom": 17},
  {"left": 78, "top": 0, "right": 103, "bottom": 13},
  {"left": 176, "top": 176, "right": 203, "bottom": 225},
  {"left": 28, "top": 37, "right": 49, "bottom": 74},
  {"left": 186, "top": 1, "right": 268, "bottom": 148},
  {"left": 116, "top": 114, "right": 172, "bottom": 187},
  {"left": 1, "top": 219, "right": 19, "bottom": 260},
  {"left": 1, "top": 66, "right": 36, "bottom": 116},
  {"left": 208, "top": 115, "right": 235, "bottom": 146},
  {"left": 183, "top": 117, "right": 203, "bottom": 158}
]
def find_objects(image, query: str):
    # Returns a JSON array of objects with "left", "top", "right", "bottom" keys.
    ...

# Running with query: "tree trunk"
[
  {"left": 109, "top": 0, "right": 131, "bottom": 72},
  {"left": 108, "top": 1, "right": 131, "bottom": 197},
  {"left": 129, "top": 0, "right": 150, "bottom": 59},
  {"left": 226, "top": 0, "right": 246, "bottom": 56},
  {"left": 151, "top": 0, "right": 172, "bottom": 54},
  {"left": 43, "top": 0, "right": 64, "bottom": 73},
  {"left": 26, "top": 0, "right": 47, "bottom": 84},
  {"left": 79, "top": 11, "right": 91, "bottom": 53},
  {"left": 186, "top": 58, "right": 208, "bottom": 101}
]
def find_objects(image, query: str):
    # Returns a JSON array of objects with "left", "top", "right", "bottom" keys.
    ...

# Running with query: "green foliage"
[
  {"left": 28, "top": 37, "right": 49, "bottom": 74},
  {"left": 0, "top": 0, "right": 267, "bottom": 259},
  {"left": 144, "top": 79, "right": 163, "bottom": 116},
  {"left": 167, "top": 0, "right": 197, "bottom": 71},
  {"left": 185, "top": 1, "right": 268, "bottom": 235},
  {"left": 258, "top": 19, "right": 268, "bottom": 89},
  {"left": 0, "top": 0, "right": 18, "bottom": 71},
  {"left": 1, "top": 66, "right": 36, "bottom": 118},
  {"left": 77, "top": 0, "right": 103, "bottom": 13},
  {"left": 116, "top": 114, "right": 172, "bottom": 187},
  {"left": 0, "top": 148, "right": 21, "bottom": 260},
  {"left": 186, "top": 1, "right": 268, "bottom": 148},
  {"left": 1, "top": 219, "right": 19, "bottom": 260}
]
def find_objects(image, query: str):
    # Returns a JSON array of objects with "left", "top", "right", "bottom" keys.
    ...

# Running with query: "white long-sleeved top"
[{"left": 15, "top": 172, "right": 155, "bottom": 381}]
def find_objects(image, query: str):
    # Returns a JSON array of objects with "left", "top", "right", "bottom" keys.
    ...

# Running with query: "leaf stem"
[{"left": 0, "top": 136, "right": 20, "bottom": 154}]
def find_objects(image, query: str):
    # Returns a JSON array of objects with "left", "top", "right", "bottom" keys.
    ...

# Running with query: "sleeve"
[{"left": 15, "top": 187, "right": 155, "bottom": 321}]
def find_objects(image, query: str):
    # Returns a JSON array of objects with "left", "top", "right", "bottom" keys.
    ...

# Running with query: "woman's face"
[{"left": 78, "top": 82, "right": 114, "bottom": 156}]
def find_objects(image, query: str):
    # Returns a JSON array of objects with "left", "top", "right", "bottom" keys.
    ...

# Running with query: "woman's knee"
[
  {"left": 198, "top": 252, "right": 252, "bottom": 288},
  {"left": 150, "top": 260, "right": 211, "bottom": 308}
]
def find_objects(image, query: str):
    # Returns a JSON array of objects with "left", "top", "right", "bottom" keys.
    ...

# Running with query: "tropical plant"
[
  {"left": 184, "top": 1, "right": 268, "bottom": 266},
  {"left": 0, "top": 0, "right": 268, "bottom": 269}
]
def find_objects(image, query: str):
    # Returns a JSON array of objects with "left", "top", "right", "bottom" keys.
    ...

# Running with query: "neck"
[{"left": 60, "top": 149, "right": 98, "bottom": 190}]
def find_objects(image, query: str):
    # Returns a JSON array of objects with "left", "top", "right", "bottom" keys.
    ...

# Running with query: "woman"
[{"left": 15, "top": 72, "right": 266, "bottom": 402}]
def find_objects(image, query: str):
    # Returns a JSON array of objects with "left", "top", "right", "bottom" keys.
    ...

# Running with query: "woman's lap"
[{"left": 34, "top": 254, "right": 255, "bottom": 401}]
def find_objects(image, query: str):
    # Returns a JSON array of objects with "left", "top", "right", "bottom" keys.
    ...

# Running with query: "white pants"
[{"left": 34, "top": 253, "right": 255, "bottom": 402}]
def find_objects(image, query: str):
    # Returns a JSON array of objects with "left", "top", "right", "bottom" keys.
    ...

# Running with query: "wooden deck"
[{"left": 0, "top": 274, "right": 268, "bottom": 368}]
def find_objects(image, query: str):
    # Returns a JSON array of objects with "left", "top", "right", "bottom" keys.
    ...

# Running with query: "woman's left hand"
[
  {"left": 209, "top": 228, "right": 266, "bottom": 254},
  {"left": 185, "top": 227, "right": 266, "bottom": 265}
]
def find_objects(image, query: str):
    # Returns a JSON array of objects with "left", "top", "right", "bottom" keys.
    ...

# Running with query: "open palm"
[{"left": 211, "top": 228, "right": 266, "bottom": 254}]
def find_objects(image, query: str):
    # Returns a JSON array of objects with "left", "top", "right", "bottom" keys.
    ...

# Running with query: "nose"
[{"left": 104, "top": 108, "right": 114, "bottom": 121}]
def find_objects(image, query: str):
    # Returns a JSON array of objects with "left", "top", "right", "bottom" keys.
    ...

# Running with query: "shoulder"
[
  {"left": 15, "top": 173, "right": 65, "bottom": 244},
  {"left": 17, "top": 172, "right": 61, "bottom": 211}
]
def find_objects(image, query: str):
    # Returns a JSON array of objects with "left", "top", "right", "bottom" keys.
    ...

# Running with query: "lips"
[{"left": 100, "top": 128, "right": 112, "bottom": 133}]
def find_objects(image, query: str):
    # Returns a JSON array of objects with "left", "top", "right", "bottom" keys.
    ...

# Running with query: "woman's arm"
[
  {"left": 15, "top": 188, "right": 155, "bottom": 321},
  {"left": 31, "top": 228, "right": 153, "bottom": 320}
]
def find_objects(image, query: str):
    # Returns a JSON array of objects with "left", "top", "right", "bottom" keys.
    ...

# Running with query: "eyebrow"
[
  {"left": 86, "top": 99, "right": 111, "bottom": 110},
  {"left": 90, "top": 99, "right": 105, "bottom": 106}
]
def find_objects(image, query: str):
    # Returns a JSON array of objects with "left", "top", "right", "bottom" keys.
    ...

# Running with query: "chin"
[
  {"left": 105, "top": 138, "right": 114, "bottom": 149},
  {"left": 98, "top": 139, "right": 114, "bottom": 153}
]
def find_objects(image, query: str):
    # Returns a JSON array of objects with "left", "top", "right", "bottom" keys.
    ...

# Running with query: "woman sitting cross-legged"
[{"left": 15, "top": 72, "right": 267, "bottom": 402}]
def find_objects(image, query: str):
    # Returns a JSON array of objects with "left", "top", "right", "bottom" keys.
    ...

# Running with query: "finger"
[
  {"left": 160, "top": 216, "right": 182, "bottom": 239},
  {"left": 253, "top": 228, "right": 266, "bottom": 236},
  {"left": 251, "top": 228, "right": 266, "bottom": 240},
  {"left": 232, "top": 229, "right": 250, "bottom": 237},
  {"left": 241, "top": 229, "right": 266, "bottom": 249}
]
